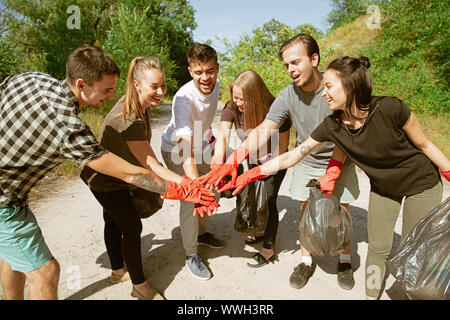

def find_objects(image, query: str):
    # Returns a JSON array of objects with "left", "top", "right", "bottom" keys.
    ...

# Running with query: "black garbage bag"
[
  {"left": 386, "top": 197, "right": 450, "bottom": 300},
  {"left": 299, "top": 179, "right": 352, "bottom": 257},
  {"left": 129, "top": 188, "right": 164, "bottom": 219},
  {"left": 234, "top": 177, "right": 269, "bottom": 238}
]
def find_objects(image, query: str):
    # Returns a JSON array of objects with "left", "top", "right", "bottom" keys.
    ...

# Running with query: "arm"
[
  {"left": 178, "top": 135, "right": 199, "bottom": 179},
  {"left": 211, "top": 121, "right": 233, "bottom": 169},
  {"left": 258, "top": 136, "right": 322, "bottom": 175},
  {"left": 318, "top": 145, "right": 347, "bottom": 194},
  {"left": 228, "top": 136, "right": 322, "bottom": 195},
  {"left": 127, "top": 140, "right": 218, "bottom": 214},
  {"left": 243, "top": 119, "right": 281, "bottom": 159},
  {"left": 198, "top": 119, "right": 281, "bottom": 187},
  {"left": 403, "top": 112, "right": 450, "bottom": 174},
  {"left": 86, "top": 151, "right": 216, "bottom": 206},
  {"left": 86, "top": 151, "right": 167, "bottom": 193},
  {"left": 277, "top": 129, "right": 290, "bottom": 156},
  {"left": 127, "top": 140, "right": 182, "bottom": 183}
]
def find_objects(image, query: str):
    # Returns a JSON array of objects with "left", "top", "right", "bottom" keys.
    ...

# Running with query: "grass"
[{"left": 318, "top": 14, "right": 380, "bottom": 69}]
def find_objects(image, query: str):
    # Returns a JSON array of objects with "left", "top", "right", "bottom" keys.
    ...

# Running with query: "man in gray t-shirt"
[
  {"left": 265, "top": 82, "right": 335, "bottom": 167},
  {"left": 266, "top": 35, "right": 360, "bottom": 291},
  {"left": 201, "top": 34, "right": 360, "bottom": 291}
]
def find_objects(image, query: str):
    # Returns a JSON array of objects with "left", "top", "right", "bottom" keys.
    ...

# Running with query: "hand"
[
  {"left": 198, "top": 146, "right": 249, "bottom": 188},
  {"left": 193, "top": 200, "right": 220, "bottom": 218},
  {"left": 441, "top": 169, "right": 450, "bottom": 182},
  {"left": 199, "top": 164, "right": 239, "bottom": 191},
  {"left": 232, "top": 166, "right": 268, "bottom": 196},
  {"left": 162, "top": 176, "right": 216, "bottom": 206},
  {"left": 318, "top": 159, "right": 344, "bottom": 194}
]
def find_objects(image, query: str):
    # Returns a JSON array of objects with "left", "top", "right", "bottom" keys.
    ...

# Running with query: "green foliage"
[
  {"left": 0, "top": 0, "right": 113, "bottom": 80},
  {"left": 218, "top": 19, "right": 324, "bottom": 101},
  {"left": 103, "top": 0, "right": 196, "bottom": 96},
  {"left": 326, "top": 0, "right": 390, "bottom": 30},
  {"left": 0, "top": 0, "right": 195, "bottom": 93},
  {"left": 362, "top": 0, "right": 449, "bottom": 115}
]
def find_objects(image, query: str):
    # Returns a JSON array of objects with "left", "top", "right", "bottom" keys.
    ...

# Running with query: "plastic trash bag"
[
  {"left": 299, "top": 179, "right": 352, "bottom": 257},
  {"left": 129, "top": 188, "right": 164, "bottom": 219},
  {"left": 386, "top": 197, "right": 450, "bottom": 300},
  {"left": 234, "top": 177, "right": 269, "bottom": 238}
]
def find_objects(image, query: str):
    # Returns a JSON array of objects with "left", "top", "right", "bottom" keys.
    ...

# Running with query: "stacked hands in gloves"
[
  {"left": 198, "top": 146, "right": 269, "bottom": 196},
  {"left": 200, "top": 148, "right": 450, "bottom": 196},
  {"left": 162, "top": 175, "right": 219, "bottom": 217},
  {"left": 194, "top": 147, "right": 450, "bottom": 216}
]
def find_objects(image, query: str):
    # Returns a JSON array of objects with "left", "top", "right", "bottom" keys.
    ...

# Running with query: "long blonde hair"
[
  {"left": 123, "top": 56, "right": 165, "bottom": 127},
  {"left": 229, "top": 70, "right": 275, "bottom": 130}
]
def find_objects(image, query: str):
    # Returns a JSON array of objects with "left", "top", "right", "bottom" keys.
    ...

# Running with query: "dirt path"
[{"left": 1, "top": 103, "right": 449, "bottom": 300}]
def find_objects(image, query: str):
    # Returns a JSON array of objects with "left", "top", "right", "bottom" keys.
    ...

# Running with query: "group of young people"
[{"left": 0, "top": 33, "right": 449, "bottom": 301}]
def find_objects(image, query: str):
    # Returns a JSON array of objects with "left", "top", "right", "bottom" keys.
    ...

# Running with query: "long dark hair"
[{"left": 327, "top": 56, "right": 372, "bottom": 122}]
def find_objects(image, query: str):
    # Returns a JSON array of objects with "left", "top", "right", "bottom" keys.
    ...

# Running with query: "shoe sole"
[
  {"left": 185, "top": 264, "right": 212, "bottom": 280},
  {"left": 337, "top": 279, "right": 355, "bottom": 290},
  {"left": 338, "top": 283, "right": 355, "bottom": 290},
  {"left": 111, "top": 273, "right": 131, "bottom": 284},
  {"left": 131, "top": 289, "right": 164, "bottom": 300},
  {"left": 289, "top": 281, "right": 308, "bottom": 289}
]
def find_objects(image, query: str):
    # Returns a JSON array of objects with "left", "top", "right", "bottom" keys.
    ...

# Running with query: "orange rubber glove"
[
  {"left": 231, "top": 166, "right": 269, "bottom": 196},
  {"left": 198, "top": 146, "right": 249, "bottom": 189},
  {"left": 162, "top": 176, "right": 216, "bottom": 206},
  {"left": 318, "top": 159, "right": 344, "bottom": 194},
  {"left": 193, "top": 200, "right": 220, "bottom": 218},
  {"left": 440, "top": 169, "right": 450, "bottom": 182}
]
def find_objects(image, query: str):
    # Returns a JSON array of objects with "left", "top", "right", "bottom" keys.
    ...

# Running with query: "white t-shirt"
[{"left": 161, "top": 79, "right": 220, "bottom": 154}]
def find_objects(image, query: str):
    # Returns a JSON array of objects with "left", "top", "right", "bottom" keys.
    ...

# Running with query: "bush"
[{"left": 362, "top": 0, "right": 449, "bottom": 115}]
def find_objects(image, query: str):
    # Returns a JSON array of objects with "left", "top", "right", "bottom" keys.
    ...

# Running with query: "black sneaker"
[
  {"left": 197, "top": 232, "right": 225, "bottom": 249},
  {"left": 289, "top": 263, "right": 316, "bottom": 289},
  {"left": 337, "top": 262, "right": 355, "bottom": 290}
]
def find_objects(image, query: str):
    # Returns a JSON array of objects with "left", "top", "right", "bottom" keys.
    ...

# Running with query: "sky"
[{"left": 188, "top": 0, "right": 333, "bottom": 52}]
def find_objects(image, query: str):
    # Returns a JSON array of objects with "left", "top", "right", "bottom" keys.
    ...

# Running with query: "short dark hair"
[
  {"left": 327, "top": 56, "right": 372, "bottom": 118},
  {"left": 278, "top": 33, "right": 321, "bottom": 65},
  {"left": 186, "top": 43, "right": 218, "bottom": 66},
  {"left": 66, "top": 46, "right": 120, "bottom": 85}
]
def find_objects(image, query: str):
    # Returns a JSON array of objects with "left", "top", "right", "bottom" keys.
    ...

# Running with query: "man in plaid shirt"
[{"left": 0, "top": 46, "right": 217, "bottom": 300}]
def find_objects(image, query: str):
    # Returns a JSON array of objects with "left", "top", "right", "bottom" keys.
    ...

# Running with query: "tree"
[
  {"left": 0, "top": 0, "right": 114, "bottom": 80},
  {"left": 219, "top": 19, "right": 324, "bottom": 100},
  {"left": 0, "top": 0, "right": 196, "bottom": 94}
]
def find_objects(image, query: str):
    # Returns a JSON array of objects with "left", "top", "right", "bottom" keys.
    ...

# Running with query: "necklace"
[{"left": 343, "top": 121, "right": 364, "bottom": 136}]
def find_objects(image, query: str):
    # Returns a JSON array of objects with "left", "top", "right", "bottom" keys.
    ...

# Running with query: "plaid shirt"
[{"left": 0, "top": 72, "right": 103, "bottom": 207}]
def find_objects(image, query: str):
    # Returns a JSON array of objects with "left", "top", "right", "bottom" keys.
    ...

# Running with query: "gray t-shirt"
[{"left": 265, "top": 82, "right": 335, "bottom": 168}]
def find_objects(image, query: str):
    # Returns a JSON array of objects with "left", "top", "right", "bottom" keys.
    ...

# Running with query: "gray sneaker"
[{"left": 185, "top": 254, "right": 212, "bottom": 280}]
